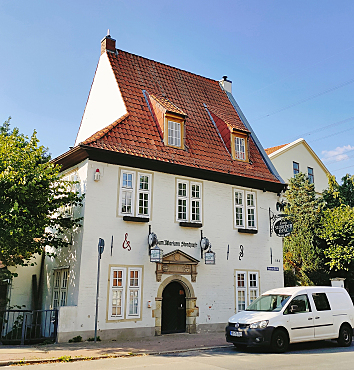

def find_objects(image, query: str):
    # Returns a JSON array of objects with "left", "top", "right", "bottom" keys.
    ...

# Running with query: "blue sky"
[{"left": 1, "top": 0, "right": 354, "bottom": 181}]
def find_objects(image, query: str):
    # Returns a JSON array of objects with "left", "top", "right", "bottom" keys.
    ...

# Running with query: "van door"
[
  {"left": 311, "top": 292, "right": 335, "bottom": 339},
  {"left": 284, "top": 294, "right": 314, "bottom": 343}
]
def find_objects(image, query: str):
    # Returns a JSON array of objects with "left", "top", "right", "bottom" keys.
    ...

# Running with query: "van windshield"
[{"left": 246, "top": 294, "right": 291, "bottom": 312}]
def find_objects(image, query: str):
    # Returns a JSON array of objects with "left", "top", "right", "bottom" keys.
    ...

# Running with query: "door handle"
[
  {"left": 315, "top": 316, "right": 320, "bottom": 319},
  {"left": 308, "top": 317, "right": 313, "bottom": 320}
]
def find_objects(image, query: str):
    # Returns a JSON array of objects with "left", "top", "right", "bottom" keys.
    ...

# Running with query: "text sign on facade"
[
  {"left": 157, "top": 240, "right": 198, "bottom": 248},
  {"left": 267, "top": 266, "right": 279, "bottom": 271},
  {"left": 273, "top": 219, "right": 293, "bottom": 237}
]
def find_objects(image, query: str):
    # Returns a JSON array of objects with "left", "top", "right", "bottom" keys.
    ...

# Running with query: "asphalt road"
[{"left": 6, "top": 340, "right": 354, "bottom": 370}]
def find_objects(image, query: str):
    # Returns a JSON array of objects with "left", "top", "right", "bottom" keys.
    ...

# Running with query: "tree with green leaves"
[
  {"left": 0, "top": 118, "right": 83, "bottom": 280},
  {"left": 283, "top": 173, "right": 327, "bottom": 286},
  {"left": 316, "top": 174, "right": 354, "bottom": 287}
]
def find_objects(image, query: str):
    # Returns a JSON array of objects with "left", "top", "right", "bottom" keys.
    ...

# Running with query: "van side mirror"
[{"left": 290, "top": 304, "right": 299, "bottom": 314}]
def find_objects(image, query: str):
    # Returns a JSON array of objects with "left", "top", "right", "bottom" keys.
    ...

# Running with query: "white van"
[{"left": 226, "top": 286, "right": 354, "bottom": 352}]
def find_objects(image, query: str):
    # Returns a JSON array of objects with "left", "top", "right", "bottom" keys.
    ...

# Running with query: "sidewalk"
[{"left": 0, "top": 331, "right": 230, "bottom": 366}]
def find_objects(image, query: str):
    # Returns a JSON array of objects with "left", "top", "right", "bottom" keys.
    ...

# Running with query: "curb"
[{"left": 0, "top": 344, "right": 232, "bottom": 367}]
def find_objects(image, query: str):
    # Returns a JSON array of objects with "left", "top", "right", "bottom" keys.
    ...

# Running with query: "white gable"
[{"left": 75, "top": 52, "right": 127, "bottom": 146}]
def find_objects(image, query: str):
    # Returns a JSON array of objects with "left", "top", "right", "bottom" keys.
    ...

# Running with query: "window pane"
[
  {"left": 249, "top": 289, "right": 258, "bottom": 304},
  {"left": 122, "top": 191, "right": 132, "bottom": 213},
  {"left": 168, "top": 121, "right": 181, "bottom": 147},
  {"left": 235, "top": 192, "right": 243, "bottom": 205},
  {"left": 235, "top": 137, "right": 246, "bottom": 160},
  {"left": 237, "top": 274, "right": 245, "bottom": 287},
  {"left": 238, "top": 290, "right": 246, "bottom": 311},
  {"left": 178, "top": 183, "right": 187, "bottom": 197},
  {"left": 312, "top": 293, "right": 331, "bottom": 311},
  {"left": 293, "top": 162, "right": 299, "bottom": 176},
  {"left": 235, "top": 207, "right": 243, "bottom": 226},
  {"left": 60, "top": 291, "right": 67, "bottom": 306},
  {"left": 139, "top": 175, "right": 149, "bottom": 190},
  {"left": 308, "top": 167, "right": 314, "bottom": 184},
  {"left": 138, "top": 193, "right": 149, "bottom": 215},
  {"left": 129, "top": 290, "right": 139, "bottom": 315},
  {"left": 112, "top": 290, "right": 122, "bottom": 316},
  {"left": 247, "top": 193, "right": 254, "bottom": 206},
  {"left": 178, "top": 199, "right": 187, "bottom": 220},
  {"left": 191, "top": 200, "right": 200, "bottom": 221},
  {"left": 249, "top": 273, "right": 257, "bottom": 287},
  {"left": 192, "top": 184, "right": 200, "bottom": 198},
  {"left": 123, "top": 173, "right": 133, "bottom": 188},
  {"left": 247, "top": 209, "right": 255, "bottom": 227}
]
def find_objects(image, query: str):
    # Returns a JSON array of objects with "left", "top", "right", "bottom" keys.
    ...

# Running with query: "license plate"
[{"left": 230, "top": 331, "right": 242, "bottom": 337}]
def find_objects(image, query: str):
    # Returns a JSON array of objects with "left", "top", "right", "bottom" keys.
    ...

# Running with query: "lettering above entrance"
[{"left": 156, "top": 249, "right": 199, "bottom": 282}]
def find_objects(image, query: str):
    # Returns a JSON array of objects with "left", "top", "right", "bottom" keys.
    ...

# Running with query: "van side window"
[
  {"left": 284, "top": 294, "right": 311, "bottom": 314},
  {"left": 312, "top": 293, "right": 331, "bottom": 311}
]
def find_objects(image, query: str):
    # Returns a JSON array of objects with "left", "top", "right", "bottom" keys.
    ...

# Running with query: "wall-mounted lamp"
[{"left": 94, "top": 169, "right": 101, "bottom": 182}]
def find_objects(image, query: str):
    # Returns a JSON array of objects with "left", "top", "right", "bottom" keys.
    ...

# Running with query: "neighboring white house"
[
  {"left": 45, "top": 34, "right": 286, "bottom": 342},
  {"left": 265, "top": 138, "right": 330, "bottom": 194}
]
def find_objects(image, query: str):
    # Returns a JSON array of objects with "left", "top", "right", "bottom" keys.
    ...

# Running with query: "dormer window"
[
  {"left": 168, "top": 120, "right": 181, "bottom": 147},
  {"left": 147, "top": 93, "right": 186, "bottom": 150},
  {"left": 232, "top": 131, "right": 249, "bottom": 162}
]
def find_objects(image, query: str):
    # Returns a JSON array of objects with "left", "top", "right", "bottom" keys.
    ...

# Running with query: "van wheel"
[
  {"left": 338, "top": 324, "right": 352, "bottom": 347},
  {"left": 271, "top": 329, "right": 289, "bottom": 353}
]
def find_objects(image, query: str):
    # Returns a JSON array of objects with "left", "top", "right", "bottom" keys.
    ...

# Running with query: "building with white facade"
[
  {"left": 265, "top": 138, "right": 330, "bottom": 194},
  {"left": 46, "top": 34, "right": 286, "bottom": 342}
]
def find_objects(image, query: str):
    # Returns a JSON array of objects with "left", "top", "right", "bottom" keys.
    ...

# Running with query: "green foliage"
[
  {"left": 87, "top": 336, "right": 101, "bottom": 341},
  {"left": 283, "top": 173, "right": 326, "bottom": 285},
  {"left": 323, "top": 174, "right": 354, "bottom": 208},
  {"left": 58, "top": 356, "right": 71, "bottom": 362},
  {"left": 0, "top": 118, "right": 84, "bottom": 269},
  {"left": 68, "top": 335, "right": 82, "bottom": 343},
  {"left": 317, "top": 205, "right": 354, "bottom": 271}
]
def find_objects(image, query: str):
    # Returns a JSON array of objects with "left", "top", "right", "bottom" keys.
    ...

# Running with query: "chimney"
[
  {"left": 101, "top": 29, "right": 116, "bottom": 55},
  {"left": 219, "top": 75, "right": 232, "bottom": 94}
]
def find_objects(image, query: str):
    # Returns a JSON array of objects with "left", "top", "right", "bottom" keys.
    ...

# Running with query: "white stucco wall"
[
  {"left": 74, "top": 52, "right": 127, "bottom": 146},
  {"left": 43, "top": 161, "right": 88, "bottom": 312},
  {"left": 54, "top": 160, "right": 283, "bottom": 341},
  {"left": 269, "top": 141, "right": 329, "bottom": 193},
  {"left": 7, "top": 255, "right": 41, "bottom": 309}
]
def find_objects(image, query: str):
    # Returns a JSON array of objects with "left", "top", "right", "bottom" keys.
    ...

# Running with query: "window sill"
[
  {"left": 179, "top": 222, "right": 203, "bottom": 228},
  {"left": 238, "top": 228, "right": 258, "bottom": 234},
  {"left": 123, "top": 216, "right": 150, "bottom": 222}
]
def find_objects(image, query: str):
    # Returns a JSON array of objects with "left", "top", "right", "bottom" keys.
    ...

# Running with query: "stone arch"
[{"left": 154, "top": 275, "right": 198, "bottom": 335}]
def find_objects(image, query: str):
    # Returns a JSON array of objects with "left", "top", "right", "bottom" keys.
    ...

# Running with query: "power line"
[
  {"left": 309, "top": 125, "right": 354, "bottom": 143},
  {"left": 299, "top": 116, "right": 354, "bottom": 138},
  {"left": 253, "top": 77, "right": 354, "bottom": 122}
]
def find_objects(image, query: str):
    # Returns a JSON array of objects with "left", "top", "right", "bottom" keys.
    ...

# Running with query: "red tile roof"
[
  {"left": 265, "top": 144, "right": 288, "bottom": 155},
  {"left": 81, "top": 50, "right": 281, "bottom": 185}
]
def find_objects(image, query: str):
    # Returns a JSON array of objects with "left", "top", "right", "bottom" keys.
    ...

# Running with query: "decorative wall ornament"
[
  {"left": 122, "top": 233, "right": 131, "bottom": 251},
  {"left": 239, "top": 245, "right": 244, "bottom": 260}
]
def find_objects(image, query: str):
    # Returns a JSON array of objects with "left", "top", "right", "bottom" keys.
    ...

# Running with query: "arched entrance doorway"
[{"left": 161, "top": 281, "right": 186, "bottom": 334}]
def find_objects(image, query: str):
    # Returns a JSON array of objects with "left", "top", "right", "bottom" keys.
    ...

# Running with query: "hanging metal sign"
[
  {"left": 204, "top": 251, "right": 215, "bottom": 265},
  {"left": 273, "top": 219, "right": 293, "bottom": 237},
  {"left": 150, "top": 245, "right": 163, "bottom": 263}
]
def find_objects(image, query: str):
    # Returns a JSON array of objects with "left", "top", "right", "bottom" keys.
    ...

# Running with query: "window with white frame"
[
  {"left": 119, "top": 170, "right": 152, "bottom": 217},
  {"left": 235, "top": 271, "right": 259, "bottom": 312},
  {"left": 52, "top": 268, "right": 69, "bottom": 309},
  {"left": 234, "top": 136, "right": 246, "bottom": 160},
  {"left": 234, "top": 189, "right": 257, "bottom": 229},
  {"left": 234, "top": 190, "right": 244, "bottom": 227},
  {"left": 108, "top": 267, "right": 142, "bottom": 320},
  {"left": 168, "top": 121, "right": 181, "bottom": 147},
  {"left": 176, "top": 180, "right": 202, "bottom": 222}
]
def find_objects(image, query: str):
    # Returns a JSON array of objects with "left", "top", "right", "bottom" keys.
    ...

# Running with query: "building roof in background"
[{"left": 265, "top": 144, "right": 288, "bottom": 155}]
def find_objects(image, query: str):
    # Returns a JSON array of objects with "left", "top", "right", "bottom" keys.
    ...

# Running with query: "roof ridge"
[{"left": 117, "top": 49, "right": 219, "bottom": 84}]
